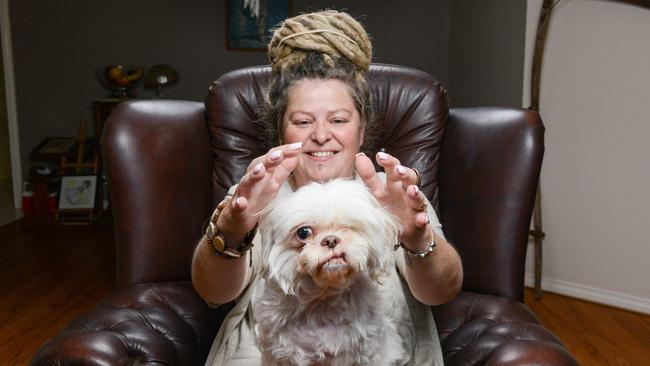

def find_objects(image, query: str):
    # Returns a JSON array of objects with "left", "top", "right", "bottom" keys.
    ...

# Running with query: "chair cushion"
[{"left": 205, "top": 64, "right": 449, "bottom": 208}]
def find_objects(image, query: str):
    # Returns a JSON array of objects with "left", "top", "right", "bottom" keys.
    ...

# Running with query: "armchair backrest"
[
  {"left": 206, "top": 64, "right": 449, "bottom": 208},
  {"left": 102, "top": 64, "right": 543, "bottom": 302}
]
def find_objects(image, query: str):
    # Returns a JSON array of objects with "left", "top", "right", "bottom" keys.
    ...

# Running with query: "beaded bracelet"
[{"left": 394, "top": 225, "right": 437, "bottom": 258}]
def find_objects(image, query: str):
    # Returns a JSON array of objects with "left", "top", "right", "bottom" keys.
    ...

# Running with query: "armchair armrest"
[
  {"left": 29, "top": 282, "right": 232, "bottom": 366},
  {"left": 439, "top": 107, "right": 544, "bottom": 301},
  {"left": 433, "top": 292, "right": 578, "bottom": 366}
]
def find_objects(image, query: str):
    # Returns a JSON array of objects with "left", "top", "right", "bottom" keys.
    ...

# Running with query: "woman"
[{"left": 192, "top": 10, "right": 463, "bottom": 365}]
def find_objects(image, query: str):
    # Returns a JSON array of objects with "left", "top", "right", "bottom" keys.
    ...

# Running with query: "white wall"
[{"left": 523, "top": 0, "right": 650, "bottom": 314}]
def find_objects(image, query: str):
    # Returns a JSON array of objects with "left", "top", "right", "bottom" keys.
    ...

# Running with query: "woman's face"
[{"left": 282, "top": 78, "right": 364, "bottom": 187}]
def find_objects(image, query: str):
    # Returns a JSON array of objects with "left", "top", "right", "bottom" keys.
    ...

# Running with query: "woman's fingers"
[
  {"left": 247, "top": 142, "right": 303, "bottom": 172},
  {"left": 271, "top": 153, "right": 300, "bottom": 187},
  {"left": 355, "top": 153, "right": 384, "bottom": 195},
  {"left": 394, "top": 165, "right": 420, "bottom": 188},
  {"left": 414, "top": 211, "right": 429, "bottom": 228},
  {"left": 375, "top": 151, "right": 400, "bottom": 175},
  {"left": 239, "top": 142, "right": 302, "bottom": 199},
  {"left": 262, "top": 143, "right": 303, "bottom": 172},
  {"left": 263, "top": 149, "right": 285, "bottom": 171},
  {"left": 218, "top": 143, "right": 303, "bottom": 237},
  {"left": 370, "top": 151, "right": 431, "bottom": 244},
  {"left": 234, "top": 163, "right": 266, "bottom": 200},
  {"left": 218, "top": 195, "right": 254, "bottom": 237},
  {"left": 406, "top": 185, "right": 429, "bottom": 214}
]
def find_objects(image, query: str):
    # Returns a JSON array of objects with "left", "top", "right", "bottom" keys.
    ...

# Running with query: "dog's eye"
[{"left": 296, "top": 226, "right": 312, "bottom": 241}]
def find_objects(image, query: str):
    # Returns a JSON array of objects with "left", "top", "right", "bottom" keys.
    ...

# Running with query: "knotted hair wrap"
[{"left": 268, "top": 10, "right": 372, "bottom": 73}]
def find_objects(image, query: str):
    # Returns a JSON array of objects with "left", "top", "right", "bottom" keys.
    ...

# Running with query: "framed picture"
[
  {"left": 58, "top": 175, "right": 98, "bottom": 210},
  {"left": 227, "top": 0, "right": 291, "bottom": 50}
]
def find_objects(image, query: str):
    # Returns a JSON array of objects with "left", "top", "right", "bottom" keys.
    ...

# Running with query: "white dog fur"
[{"left": 251, "top": 179, "right": 412, "bottom": 365}]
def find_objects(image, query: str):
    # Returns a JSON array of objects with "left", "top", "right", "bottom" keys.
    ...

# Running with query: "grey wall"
[
  {"left": 10, "top": 0, "right": 451, "bottom": 174},
  {"left": 449, "top": 0, "right": 527, "bottom": 107},
  {"left": 293, "top": 0, "right": 451, "bottom": 85},
  {"left": 10, "top": 0, "right": 268, "bottom": 173},
  {"left": 10, "top": 0, "right": 525, "bottom": 174}
]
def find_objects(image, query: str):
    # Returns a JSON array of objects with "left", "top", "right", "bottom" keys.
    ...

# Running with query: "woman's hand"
[
  {"left": 355, "top": 151, "right": 432, "bottom": 251},
  {"left": 217, "top": 142, "right": 303, "bottom": 239}
]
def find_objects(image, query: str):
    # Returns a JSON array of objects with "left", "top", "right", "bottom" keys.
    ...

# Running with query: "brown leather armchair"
[{"left": 30, "top": 65, "right": 579, "bottom": 365}]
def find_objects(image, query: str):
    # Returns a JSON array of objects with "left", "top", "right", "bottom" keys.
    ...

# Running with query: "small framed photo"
[
  {"left": 58, "top": 175, "right": 98, "bottom": 210},
  {"left": 226, "top": 0, "right": 291, "bottom": 50}
]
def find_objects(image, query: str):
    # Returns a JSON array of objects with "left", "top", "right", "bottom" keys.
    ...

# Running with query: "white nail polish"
[
  {"left": 413, "top": 185, "right": 420, "bottom": 194},
  {"left": 253, "top": 163, "right": 263, "bottom": 174},
  {"left": 269, "top": 150, "right": 282, "bottom": 160},
  {"left": 397, "top": 165, "right": 407, "bottom": 175},
  {"left": 288, "top": 142, "right": 303, "bottom": 150},
  {"left": 378, "top": 152, "right": 388, "bottom": 160},
  {"left": 236, "top": 197, "right": 244, "bottom": 205}
]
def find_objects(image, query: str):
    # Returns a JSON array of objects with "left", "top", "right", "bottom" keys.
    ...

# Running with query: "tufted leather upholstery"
[{"left": 30, "top": 65, "right": 578, "bottom": 365}]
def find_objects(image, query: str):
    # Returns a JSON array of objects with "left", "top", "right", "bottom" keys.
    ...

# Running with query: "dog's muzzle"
[{"left": 321, "top": 235, "right": 341, "bottom": 249}]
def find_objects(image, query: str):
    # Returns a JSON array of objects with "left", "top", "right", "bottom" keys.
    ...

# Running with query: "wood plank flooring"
[
  {"left": 1, "top": 216, "right": 649, "bottom": 365},
  {"left": 525, "top": 289, "right": 650, "bottom": 365},
  {"left": 0, "top": 217, "right": 115, "bottom": 365}
]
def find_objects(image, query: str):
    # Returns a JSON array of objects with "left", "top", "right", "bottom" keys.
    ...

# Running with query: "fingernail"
[
  {"left": 397, "top": 165, "right": 407, "bottom": 176},
  {"left": 236, "top": 197, "right": 244, "bottom": 206},
  {"left": 356, "top": 152, "right": 366, "bottom": 158},
  {"left": 288, "top": 142, "right": 302, "bottom": 150},
  {"left": 253, "top": 163, "right": 263, "bottom": 174},
  {"left": 378, "top": 152, "right": 388, "bottom": 160},
  {"left": 269, "top": 150, "right": 282, "bottom": 160},
  {"left": 413, "top": 185, "right": 420, "bottom": 194}
]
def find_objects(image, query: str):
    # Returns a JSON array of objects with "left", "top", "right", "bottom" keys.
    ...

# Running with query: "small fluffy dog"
[{"left": 251, "top": 179, "right": 412, "bottom": 365}]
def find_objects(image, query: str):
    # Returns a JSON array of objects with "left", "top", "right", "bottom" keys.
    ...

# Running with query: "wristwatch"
[{"left": 205, "top": 199, "right": 257, "bottom": 259}]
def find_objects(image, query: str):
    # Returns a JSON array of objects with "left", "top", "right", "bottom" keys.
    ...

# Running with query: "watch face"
[{"left": 212, "top": 236, "right": 227, "bottom": 252}]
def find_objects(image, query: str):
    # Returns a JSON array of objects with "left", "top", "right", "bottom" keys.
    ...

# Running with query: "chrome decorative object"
[{"left": 144, "top": 64, "right": 179, "bottom": 98}]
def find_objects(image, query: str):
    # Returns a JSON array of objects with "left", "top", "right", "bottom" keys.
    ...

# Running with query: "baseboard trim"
[{"left": 525, "top": 273, "right": 650, "bottom": 315}]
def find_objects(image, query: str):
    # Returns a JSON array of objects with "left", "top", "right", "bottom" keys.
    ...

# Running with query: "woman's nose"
[{"left": 311, "top": 121, "right": 331, "bottom": 144}]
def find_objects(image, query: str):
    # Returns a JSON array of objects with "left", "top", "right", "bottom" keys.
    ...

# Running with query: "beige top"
[{"left": 204, "top": 174, "right": 444, "bottom": 366}]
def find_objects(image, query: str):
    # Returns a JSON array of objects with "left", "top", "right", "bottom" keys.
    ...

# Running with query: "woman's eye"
[
  {"left": 296, "top": 226, "right": 312, "bottom": 241},
  {"left": 294, "top": 120, "right": 311, "bottom": 127},
  {"left": 332, "top": 118, "right": 347, "bottom": 124}
]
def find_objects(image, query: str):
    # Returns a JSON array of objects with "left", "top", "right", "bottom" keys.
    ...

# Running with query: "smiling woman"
[
  {"left": 193, "top": 9, "right": 463, "bottom": 365},
  {"left": 282, "top": 78, "right": 363, "bottom": 187}
]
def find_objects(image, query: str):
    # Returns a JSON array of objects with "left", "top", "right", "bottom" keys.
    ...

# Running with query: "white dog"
[{"left": 251, "top": 179, "right": 412, "bottom": 365}]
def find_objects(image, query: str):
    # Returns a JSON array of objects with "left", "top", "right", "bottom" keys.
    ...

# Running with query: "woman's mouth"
[{"left": 306, "top": 151, "right": 337, "bottom": 161}]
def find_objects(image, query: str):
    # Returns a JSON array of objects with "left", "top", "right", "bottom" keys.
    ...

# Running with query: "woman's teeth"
[{"left": 310, "top": 151, "right": 335, "bottom": 157}]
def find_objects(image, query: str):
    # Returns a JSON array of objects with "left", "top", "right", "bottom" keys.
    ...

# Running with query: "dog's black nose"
[{"left": 321, "top": 235, "right": 340, "bottom": 249}]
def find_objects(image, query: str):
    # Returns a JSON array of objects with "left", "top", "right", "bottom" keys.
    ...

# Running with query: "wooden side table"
[{"left": 92, "top": 98, "right": 129, "bottom": 138}]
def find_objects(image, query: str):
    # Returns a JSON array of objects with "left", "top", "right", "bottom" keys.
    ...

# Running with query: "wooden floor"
[
  {"left": 525, "top": 290, "right": 650, "bottom": 365},
  {"left": 1, "top": 217, "right": 649, "bottom": 365},
  {"left": 0, "top": 217, "right": 115, "bottom": 366}
]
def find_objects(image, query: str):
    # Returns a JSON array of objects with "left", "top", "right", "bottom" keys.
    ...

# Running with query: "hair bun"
[{"left": 268, "top": 10, "right": 372, "bottom": 73}]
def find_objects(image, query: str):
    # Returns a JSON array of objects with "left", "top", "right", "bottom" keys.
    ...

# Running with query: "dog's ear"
[{"left": 367, "top": 208, "right": 401, "bottom": 282}]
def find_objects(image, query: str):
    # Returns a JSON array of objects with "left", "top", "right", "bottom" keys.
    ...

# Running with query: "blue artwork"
[{"left": 227, "top": 0, "right": 290, "bottom": 50}]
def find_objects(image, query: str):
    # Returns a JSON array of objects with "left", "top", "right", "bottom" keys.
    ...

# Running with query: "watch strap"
[{"left": 205, "top": 198, "right": 257, "bottom": 260}]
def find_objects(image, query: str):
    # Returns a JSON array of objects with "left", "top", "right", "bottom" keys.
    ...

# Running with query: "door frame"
[{"left": 0, "top": 0, "right": 23, "bottom": 209}]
